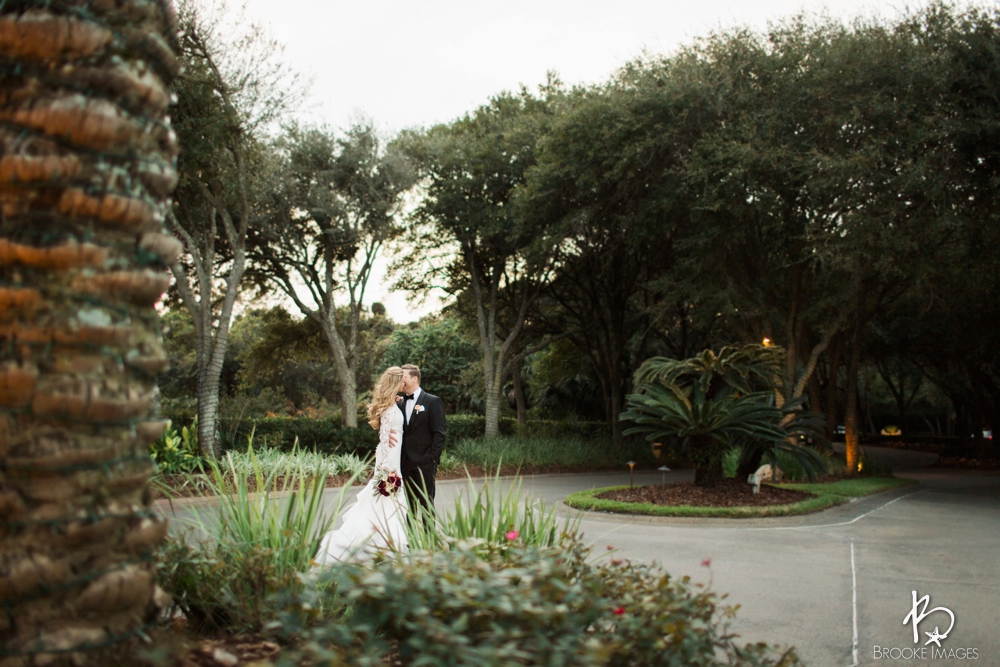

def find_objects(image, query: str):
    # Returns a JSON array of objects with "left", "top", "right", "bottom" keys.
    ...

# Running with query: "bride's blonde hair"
[{"left": 367, "top": 366, "right": 404, "bottom": 429}]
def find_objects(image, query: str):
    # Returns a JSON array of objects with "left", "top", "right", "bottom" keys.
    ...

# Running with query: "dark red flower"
[{"left": 613, "top": 606, "right": 625, "bottom": 616}]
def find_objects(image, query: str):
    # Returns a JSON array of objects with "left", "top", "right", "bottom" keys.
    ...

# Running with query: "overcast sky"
[{"left": 233, "top": 0, "right": 943, "bottom": 321}]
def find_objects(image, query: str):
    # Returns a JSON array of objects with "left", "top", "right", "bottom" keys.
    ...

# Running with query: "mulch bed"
[{"left": 596, "top": 477, "right": 813, "bottom": 508}]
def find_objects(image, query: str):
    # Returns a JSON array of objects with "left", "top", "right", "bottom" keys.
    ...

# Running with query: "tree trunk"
[
  {"left": 484, "top": 364, "right": 502, "bottom": 437},
  {"left": 690, "top": 435, "right": 725, "bottom": 488},
  {"left": 340, "top": 375, "right": 358, "bottom": 429},
  {"left": 319, "top": 321, "right": 358, "bottom": 428},
  {"left": 512, "top": 364, "right": 527, "bottom": 427},
  {"left": 825, "top": 335, "right": 843, "bottom": 440},
  {"left": 0, "top": 3, "right": 179, "bottom": 661},
  {"left": 845, "top": 330, "right": 862, "bottom": 475},
  {"left": 198, "top": 372, "right": 223, "bottom": 458}
]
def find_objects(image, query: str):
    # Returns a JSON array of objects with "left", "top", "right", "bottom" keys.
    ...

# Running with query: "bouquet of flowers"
[{"left": 372, "top": 465, "right": 403, "bottom": 498}]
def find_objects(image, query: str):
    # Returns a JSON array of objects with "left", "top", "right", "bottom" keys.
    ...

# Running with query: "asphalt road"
[{"left": 156, "top": 447, "right": 1000, "bottom": 667}]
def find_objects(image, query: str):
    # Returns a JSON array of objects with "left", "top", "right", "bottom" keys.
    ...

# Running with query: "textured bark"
[
  {"left": 690, "top": 435, "right": 725, "bottom": 488},
  {"left": 0, "top": 2, "right": 178, "bottom": 663},
  {"left": 512, "top": 365, "right": 527, "bottom": 426}
]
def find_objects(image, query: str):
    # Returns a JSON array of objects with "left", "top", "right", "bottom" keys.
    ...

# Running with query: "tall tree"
[
  {"left": 400, "top": 86, "right": 562, "bottom": 436},
  {"left": 517, "top": 73, "right": 699, "bottom": 444},
  {"left": 253, "top": 123, "right": 414, "bottom": 427},
  {"left": 168, "top": 0, "right": 302, "bottom": 455},
  {"left": 0, "top": 0, "right": 179, "bottom": 660},
  {"left": 675, "top": 15, "right": 958, "bottom": 470}
]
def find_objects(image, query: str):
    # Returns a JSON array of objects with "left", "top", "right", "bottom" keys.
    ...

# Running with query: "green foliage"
[
  {"left": 156, "top": 443, "right": 360, "bottom": 632},
  {"left": 625, "top": 345, "right": 828, "bottom": 486},
  {"left": 447, "top": 434, "right": 628, "bottom": 470},
  {"left": 622, "top": 384, "right": 794, "bottom": 486},
  {"left": 777, "top": 477, "right": 916, "bottom": 498},
  {"left": 634, "top": 345, "right": 783, "bottom": 398},
  {"left": 149, "top": 419, "right": 203, "bottom": 475},
  {"left": 564, "top": 485, "right": 846, "bottom": 519},
  {"left": 272, "top": 539, "right": 800, "bottom": 667},
  {"left": 210, "top": 417, "right": 379, "bottom": 456},
  {"left": 223, "top": 446, "right": 368, "bottom": 479},
  {"left": 405, "top": 471, "right": 577, "bottom": 555},
  {"left": 380, "top": 317, "right": 481, "bottom": 413},
  {"left": 445, "top": 413, "right": 613, "bottom": 441},
  {"left": 723, "top": 445, "right": 837, "bottom": 482}
]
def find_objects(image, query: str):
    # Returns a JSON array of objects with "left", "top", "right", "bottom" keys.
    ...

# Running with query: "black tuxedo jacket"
[{"left": 398, "top": 389, "right": 447, "bottom": 470}]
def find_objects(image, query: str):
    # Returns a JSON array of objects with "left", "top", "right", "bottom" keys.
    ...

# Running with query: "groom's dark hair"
[{"left": 402, "top": 364, "right": 421, "bottom": 382}]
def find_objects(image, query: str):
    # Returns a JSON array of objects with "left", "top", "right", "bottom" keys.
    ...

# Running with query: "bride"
[{"left": 313, "top": 366, "right": 408, "bottom": 565}]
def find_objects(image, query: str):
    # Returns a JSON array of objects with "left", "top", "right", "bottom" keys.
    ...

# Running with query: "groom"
[{"left": 395, "top": 364, "right": 446, "bottom": 516}]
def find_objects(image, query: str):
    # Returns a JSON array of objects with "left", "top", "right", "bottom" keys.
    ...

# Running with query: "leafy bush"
[
  {"left": 445, "top": 414, "right": 613, "bottom": 441},
  {"left": 156, "top": 447, "right": 360, "bottom": 632},
  {"left": 271, "top": 540, "right": 800, "bottom": 667},
  {"left": 447, "top": 434, "right": 628, "bottom": 470},
  {"left": 405, "top": 470, "right": 577, "bottom": 555},
  {"left": 723, "top": 445, "right": 838, "bottom": 482},
  {"left": 149, "top": 419, "right": 203, "bottom": 474},
  {"left": 212, "top": 417, "right": 379, "bottom": 456},
  {"left": 163, "top": 413, "right": 623, "bottom": 460},
  {"left": 225, "top": 445, "right": 368, "bottom": 479}
]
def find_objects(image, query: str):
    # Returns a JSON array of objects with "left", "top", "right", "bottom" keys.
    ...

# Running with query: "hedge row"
[{"left": 162, "top": 414, "right": 617, "bottom": 457}]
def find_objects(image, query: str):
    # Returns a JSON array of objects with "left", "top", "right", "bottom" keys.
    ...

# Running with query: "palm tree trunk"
[
  {"left": 690, "top": 435, "right": 725, "bottom": 488},
  {"left": 0, "top": 3, "right": 179, "bottom": 663}
]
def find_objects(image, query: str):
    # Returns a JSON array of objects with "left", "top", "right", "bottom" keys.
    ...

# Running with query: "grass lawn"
[{"left": 563, "top": 476, "right": 918, "bottom": 518}]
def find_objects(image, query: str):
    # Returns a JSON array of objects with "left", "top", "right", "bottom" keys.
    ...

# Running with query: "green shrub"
[
  {"left": 448, "top": 434, "right": 626, "bottom": 470},
  {"left": 271, "top": 540, "right": 800, "bottom": 667},
  {"left": 445, "top": 414, "right": 614, "bottom": 441},
  {"left": 723, "top": 445, "right": 837, "bottom": 482},
  {"left": 163, "top": 414, "right": 618, "bottom": 456},
  {"left": 405, "top": 470, "right": 578, "bottom": 555},
  {"left": 149, "top": 419, "right": 203, "bottom": 474},
  {"left": 156, "top": 446, "right": 361, "bottom": 632}
]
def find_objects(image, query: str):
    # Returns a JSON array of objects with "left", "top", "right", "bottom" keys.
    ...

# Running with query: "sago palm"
[
  {"left": 622, "top": 384, "right": 791, "bottom": 487},
  {"left": 1, "top": 2, "right": 180, "bottom": 663},
  {"left": 632, "top": 344, "right": 783, "bottom": 398}
]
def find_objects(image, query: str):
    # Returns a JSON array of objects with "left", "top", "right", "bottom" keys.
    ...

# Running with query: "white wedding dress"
[{"left": 313, "top": 408, "right": 408, "bottom": 565}]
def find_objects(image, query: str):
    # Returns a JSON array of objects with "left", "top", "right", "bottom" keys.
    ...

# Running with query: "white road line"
[
  {"left": 851, "top": 539, "right": 859, "bottom": 667},
  {"left": 740, "top": 489, "right": 925, "bottom": 532}
]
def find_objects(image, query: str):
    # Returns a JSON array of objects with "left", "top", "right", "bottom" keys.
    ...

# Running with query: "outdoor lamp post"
[
  {"left": 651, "top": 442, "right": 662, "bottom": 459},
  {"left": 627, "top": 461, "right": 636, "bottom": 489},
  {"left": 658, "top": 465, "right": 670, "bottom": 486}
]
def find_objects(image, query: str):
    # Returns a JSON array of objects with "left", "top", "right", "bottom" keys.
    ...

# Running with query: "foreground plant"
[
  {"left": 404, "top": 468, "right": 576, "bottom": 555},
  {"left": 156, "top": 446, "right": 360, "bottom": 632},
  {"left": 0, "top": 1, "right": 181, "bottom": 661},
  {"left": 271, "top": 539, "right": 801, "bottom": 667}
]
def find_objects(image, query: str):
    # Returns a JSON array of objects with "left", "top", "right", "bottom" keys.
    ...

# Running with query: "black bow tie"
[{"left": 402, "top": 393, "right": 414, "bottom": 401}]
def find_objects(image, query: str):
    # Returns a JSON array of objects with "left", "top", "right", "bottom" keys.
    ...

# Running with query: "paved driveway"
[{"left": 156, "top": 447, "right": 1000, "bottom": 666}]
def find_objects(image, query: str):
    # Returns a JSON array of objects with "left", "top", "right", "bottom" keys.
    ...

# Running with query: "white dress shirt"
[{"left": 405, "top": 386, "right": 422, "bottom": 424}]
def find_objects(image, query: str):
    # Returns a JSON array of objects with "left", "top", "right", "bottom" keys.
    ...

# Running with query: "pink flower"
[
  {"left": 505, "top": 530, "right": 519, "bottom": 541},
  {"left": 701, "top": 558, "right": 712, "bottom": 567},
  {"left": 613, "top": 606, "right": 625, "bottom": 616}
]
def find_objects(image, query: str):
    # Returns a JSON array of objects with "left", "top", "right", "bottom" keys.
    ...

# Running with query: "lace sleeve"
[{"left": 377, "top": 412, "right": 391, "bottom": 456}]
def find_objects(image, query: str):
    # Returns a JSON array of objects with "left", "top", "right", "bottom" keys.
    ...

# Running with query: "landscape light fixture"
[
  {"left": 651, "top": 441, "right": 662, "bottom": 459},
  {"left": 627, "top": 461, "right": 636, "bottom": 489},
  {"left": 658, "top": 465, "right": 671, "bottom": 486}
]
